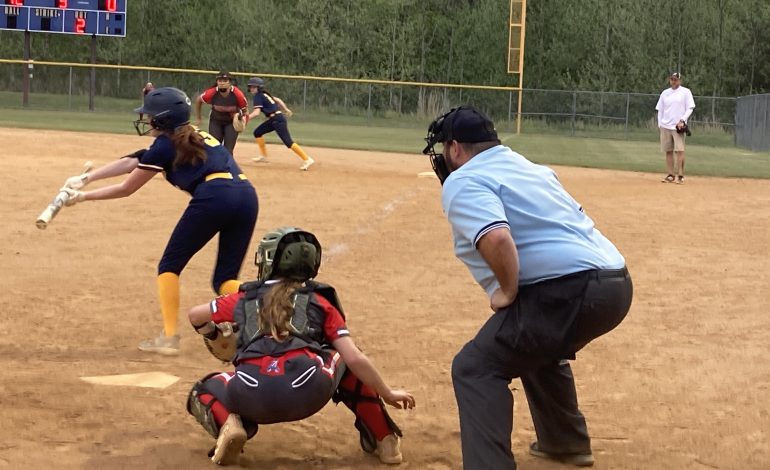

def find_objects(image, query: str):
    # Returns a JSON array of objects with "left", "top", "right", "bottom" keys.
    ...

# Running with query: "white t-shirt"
[{"left": 656, "top": 86, "right": 695, "bottom": 130}]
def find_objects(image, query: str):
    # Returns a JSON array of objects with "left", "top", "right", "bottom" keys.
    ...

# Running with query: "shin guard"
[
  {"left": 187, "top": 373, "right": 222, "bottom": 438},
  {"left": 334, "top": 373, "right": 402, "bottom": 453}
]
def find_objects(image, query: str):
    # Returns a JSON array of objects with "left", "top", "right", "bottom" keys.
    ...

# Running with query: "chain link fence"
[
  {"left": 735, "top": 93, "right": 770, "bottom": 152},
  {"left": 0, "top": 61, "right": 737, "bottom": 143}
]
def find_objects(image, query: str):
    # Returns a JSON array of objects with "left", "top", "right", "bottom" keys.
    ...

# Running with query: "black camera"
[{"left": 677, "top": 123, "right": 692, "bottom": 137}]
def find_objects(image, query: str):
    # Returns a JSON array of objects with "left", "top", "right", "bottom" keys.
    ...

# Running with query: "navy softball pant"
[
  {"left": 253, "top": 114, "right": 294, "bottom": 147},
  {"left": 194, "top": 349, "right": 397, "bottom": 444},
  {"left": 205, "top": 350, "right": 342, "bottom": 424},
  {"left": 157, "top": 179, "right": 258, "bottom": 293}
]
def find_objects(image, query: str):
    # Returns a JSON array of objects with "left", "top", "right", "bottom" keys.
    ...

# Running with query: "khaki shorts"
[{"left": 660, "top": 128, "right": 685, "bottom": 152}]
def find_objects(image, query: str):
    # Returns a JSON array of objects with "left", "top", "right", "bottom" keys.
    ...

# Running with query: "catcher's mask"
[
  {"left": 422, "top": 106, "right": 500, "bottom": 185},
  {"left": 256, "top": 227, "right": 322, "bottom": 282},
  {"left": 247, "top": 77, "right": 265, "bottom": 92},
  {"left": 133, "top": 87, "right": 192, "bottom": 136}
]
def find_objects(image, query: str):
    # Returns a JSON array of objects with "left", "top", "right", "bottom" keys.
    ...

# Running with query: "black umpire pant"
[{"left": 451, "top": 267, "right": 633, "bottom": 469}]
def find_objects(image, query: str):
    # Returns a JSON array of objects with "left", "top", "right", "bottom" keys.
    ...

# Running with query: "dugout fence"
[{"left": 0, "top": 59, "right": 736, "bottom": 143}]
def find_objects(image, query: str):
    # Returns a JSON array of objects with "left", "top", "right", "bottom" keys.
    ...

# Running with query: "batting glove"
[
  {"left": 60, "top": 187, "right": 86, "bottom": 206},
  {"left": 63, "top": 173, "right": 90, "bottom": 190}
]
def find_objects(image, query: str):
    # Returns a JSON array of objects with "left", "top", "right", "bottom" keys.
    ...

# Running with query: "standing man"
[
  {"left": 194, "top": 70, "right": 249, "bottom": 155},
  {"left": 656, "top": 72, "right": 695, "bottom": 184},
  {"left": 422, "top": 106, "right": 633, "bottom": 469}
]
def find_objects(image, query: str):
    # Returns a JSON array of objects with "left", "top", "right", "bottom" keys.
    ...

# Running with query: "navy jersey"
[
  {"left": 252, "top": 91, "right": 281, "bottom": 117},
  {"left": 137, "top": 130, "right": 244, "bottom": 194}
]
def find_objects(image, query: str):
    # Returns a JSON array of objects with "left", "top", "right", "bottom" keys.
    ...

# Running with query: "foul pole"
[{"left": 507, "top": 0, "right": 527, "bottom": 134}]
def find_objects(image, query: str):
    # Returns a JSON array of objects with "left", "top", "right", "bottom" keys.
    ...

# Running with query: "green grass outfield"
[{"left": 1, "top": 103, "right": 768, "bottom": 180}]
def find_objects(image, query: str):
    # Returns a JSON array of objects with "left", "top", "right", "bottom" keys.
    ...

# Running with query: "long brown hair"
[
  {"left": 260, "top": 281, "right": 302, "bottom": 341},
  {"left": 171, "top": 125, "right": 207, "bottom": 168}
]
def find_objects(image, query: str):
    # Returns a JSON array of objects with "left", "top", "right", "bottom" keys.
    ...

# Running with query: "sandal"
[{"left": 661, "top": 174, "right": 675, "bottom": 183}]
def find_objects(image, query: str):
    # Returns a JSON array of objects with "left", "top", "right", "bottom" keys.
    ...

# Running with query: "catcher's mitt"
[
  {"left": 202, "top": 322, "right": 239, "bottom": 362},
  {"left": 232, "top": 113, "right": 246, "bottom": 133}
]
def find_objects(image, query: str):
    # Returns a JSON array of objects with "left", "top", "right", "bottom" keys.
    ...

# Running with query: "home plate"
[
  {"left": 417, "top": 171, "right": 436, "bottom": 179},
  {"left": 80, "top": 372, "right": 180, "bottom": 389}
]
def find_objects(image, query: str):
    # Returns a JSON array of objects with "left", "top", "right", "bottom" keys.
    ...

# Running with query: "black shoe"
[
  {"left": 529, "top": 442, "right": 595, "bottom": 467},
  {"left": 661, "top": 174, "right": 676, "bottom": 183}
]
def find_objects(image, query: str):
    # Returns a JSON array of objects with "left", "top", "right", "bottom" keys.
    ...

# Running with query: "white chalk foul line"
[{"left": 322, "top": 185, "right": 425, "bottom": 266}]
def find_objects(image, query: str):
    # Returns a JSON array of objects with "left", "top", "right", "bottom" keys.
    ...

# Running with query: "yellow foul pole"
[{"left": 508, "top": 0, "right": 527, "bottom": 134}]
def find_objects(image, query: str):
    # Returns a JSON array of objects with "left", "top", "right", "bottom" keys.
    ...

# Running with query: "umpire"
[{"left": 422, "top": 107, "right": 633, "bottom": 469}]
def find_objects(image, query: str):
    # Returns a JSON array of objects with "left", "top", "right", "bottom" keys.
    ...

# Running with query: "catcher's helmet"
[
  {"left": 247, "top": 77, "right": 265, "bottom": 89},
  {"left": 133, "top": 87, "right": 191, "bottom": 134},
  {"left": 256, "top": 227, "right": 322, "bottom": 282}
]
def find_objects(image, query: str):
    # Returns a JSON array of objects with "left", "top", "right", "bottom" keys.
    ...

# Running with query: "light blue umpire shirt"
[{"left": 441, "top": 145, "right": 625, "bottom": 298}]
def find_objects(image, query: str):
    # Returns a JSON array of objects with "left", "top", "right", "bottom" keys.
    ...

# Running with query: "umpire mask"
[
  {"left": 422, "top": 106, "right": 500, "bottom": 185},
  {"left": 422, "top": 108, "right": 457, "bottom": 185}
]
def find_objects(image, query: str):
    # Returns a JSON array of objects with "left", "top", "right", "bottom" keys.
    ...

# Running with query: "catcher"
[{"left": 186, "top": 226, "right": 415, "bottom": 466}]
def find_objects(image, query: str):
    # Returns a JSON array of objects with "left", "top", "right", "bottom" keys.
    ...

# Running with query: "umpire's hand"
[{"left": 490, "top": 287, "right": 516, "bottom": 311}]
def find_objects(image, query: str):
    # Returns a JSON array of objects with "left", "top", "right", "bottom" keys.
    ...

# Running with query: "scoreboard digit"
[{"left": 0, "top": 0, "right": 126, "bottom": 37}]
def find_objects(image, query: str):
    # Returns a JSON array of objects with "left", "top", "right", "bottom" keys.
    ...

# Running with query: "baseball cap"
[
  {"left": 670, "top": 72, "right": 682, "bottom": 79},
  {"left": 423, "top": 106, "right": 499, "bottom": 154}
]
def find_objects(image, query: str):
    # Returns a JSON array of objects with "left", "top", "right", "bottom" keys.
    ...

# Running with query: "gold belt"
[{"left": 205, "top": 172, "right": 248, "bottom": 182}]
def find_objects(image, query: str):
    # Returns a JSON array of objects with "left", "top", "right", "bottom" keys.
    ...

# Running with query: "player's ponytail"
[
  {"left": 260, "top": 280, "right": 302, "bottom": 341},
  {"left": 172, "top": 125, "right": 207, "bottom": 168}
]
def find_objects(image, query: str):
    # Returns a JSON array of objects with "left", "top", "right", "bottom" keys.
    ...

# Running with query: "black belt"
[{"left": 593, "top": 266, "right": 629, "bottom": 279}]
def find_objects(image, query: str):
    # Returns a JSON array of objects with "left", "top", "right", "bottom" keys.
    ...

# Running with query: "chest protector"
[{"left": 232, "top": 280, "right": 345, "bottom": 363}]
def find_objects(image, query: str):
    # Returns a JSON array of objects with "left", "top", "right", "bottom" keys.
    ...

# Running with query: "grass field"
[{"left": 2, "top": 91, "right": 768, "bottom": 179}]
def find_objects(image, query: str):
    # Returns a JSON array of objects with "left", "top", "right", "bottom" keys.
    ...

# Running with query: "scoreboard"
[{"left": 0, "top": 0, "right": 126, "bottom": 37}]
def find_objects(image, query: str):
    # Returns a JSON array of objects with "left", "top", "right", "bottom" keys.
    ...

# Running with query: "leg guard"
[
  {"left": 187, "top": 373, "right": 222, "bottom": 438},
  {"left": 334, "top": 374, "right": 403, "bottom": 454}
]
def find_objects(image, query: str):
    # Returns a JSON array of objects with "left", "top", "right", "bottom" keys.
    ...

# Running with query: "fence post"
[
  {"left": 68, "top": 66, "right": 73, "bottom": 110},
  {"left": 303, "top": 80, "right": 307, "bottom": 111},
  {"left": 89, "top": 36, "right": 96, "bottom": 112},
  {"left": 368, "top": 83, "right": 373, "bottom": 118},
  {"left": 22, "top": 31, "right": 30, "bottom": 107},
  {"left": 508, "top": 90, "right": 513, "bottom": 122},
  {"left": 624, "top": 92, "right": 630, "bottom": 138},
  {"left": 571, "top": 92, "right": 577, "bottom": 136}
]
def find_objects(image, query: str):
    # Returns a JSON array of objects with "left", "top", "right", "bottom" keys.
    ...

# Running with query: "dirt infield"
[{"left": 2, "top": 127, "right": 769, "bottom": 469}]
